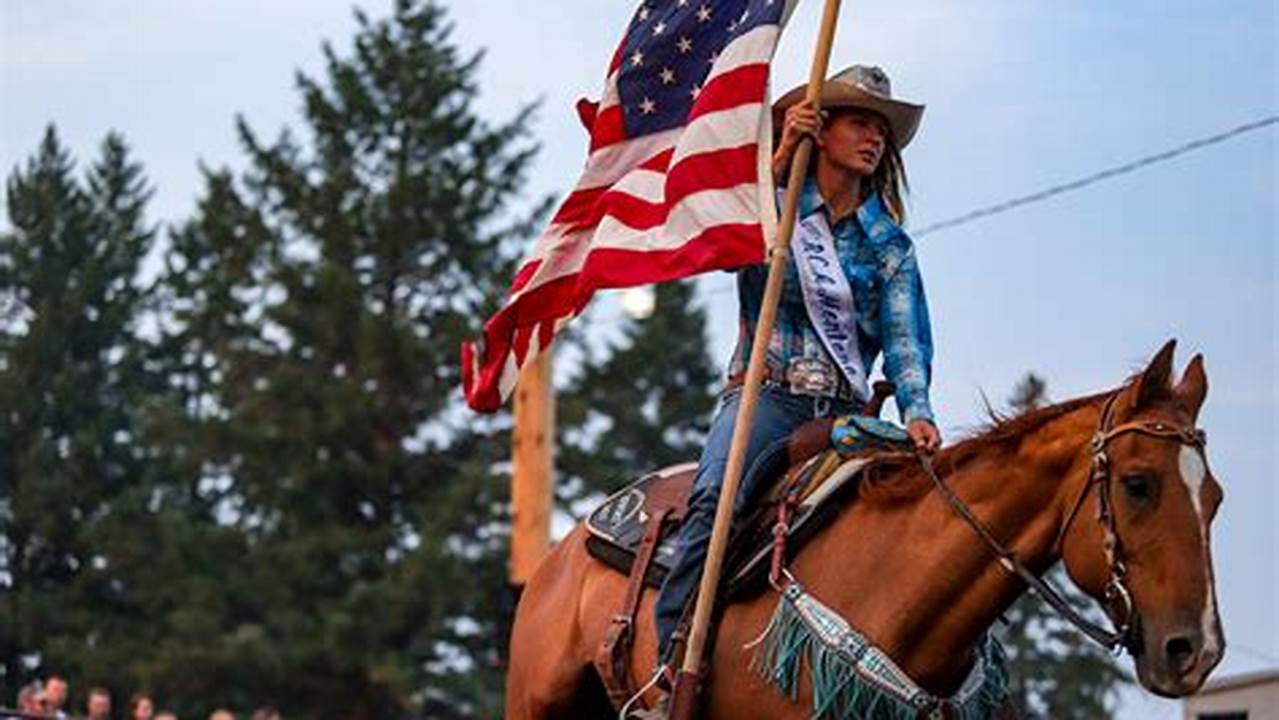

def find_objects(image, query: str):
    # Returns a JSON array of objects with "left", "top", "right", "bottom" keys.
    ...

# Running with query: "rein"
[{"left": 919, "top": 391, "right": 1207, "bottom": 654}]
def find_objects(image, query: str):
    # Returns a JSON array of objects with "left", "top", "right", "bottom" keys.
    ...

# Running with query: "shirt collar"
[{"left": 798, "top": 175, "right": 896, "bottom": 242}]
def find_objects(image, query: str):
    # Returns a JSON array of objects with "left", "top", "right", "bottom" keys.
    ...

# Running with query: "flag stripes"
[{"left": 463, "top": 0, "right": 796, "bottom": 412}]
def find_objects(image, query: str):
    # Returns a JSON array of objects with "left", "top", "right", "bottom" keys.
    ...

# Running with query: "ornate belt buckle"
[{"left": 785, "top": 357, "right": 837, "bottom": 398}]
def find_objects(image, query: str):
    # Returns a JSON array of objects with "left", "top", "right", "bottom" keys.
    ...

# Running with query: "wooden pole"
[
  {"left": 509, "top": 348, "right": 554, "bottom": 586},
  {"left": 671, "top": 0, "right": 844, "bottom": 707}
]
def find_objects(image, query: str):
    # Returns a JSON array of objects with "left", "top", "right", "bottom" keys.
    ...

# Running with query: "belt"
[{"left": 725, "top": 364, "right": 861, "bottom": 404}]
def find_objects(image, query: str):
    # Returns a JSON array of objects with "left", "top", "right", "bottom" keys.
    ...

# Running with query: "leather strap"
[
  {"left": 768, "top": 496, "right": 795, "bottom": 588},
  {"left": 920, "top": 455, "right": 1128, "bottom": 650},
  {"left": 668, "top": 668, "right": 703, "bottom": 720},
  {"left": 595, "top": 507, "right": 671, "bottom": 709},
  {"left": 917, "top": 391, "right": 1207, "bottom": 654}
]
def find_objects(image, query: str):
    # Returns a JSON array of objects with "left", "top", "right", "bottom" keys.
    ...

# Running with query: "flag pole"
[{"left": 670, "top": 0, "right": 844, "bottom": 713}]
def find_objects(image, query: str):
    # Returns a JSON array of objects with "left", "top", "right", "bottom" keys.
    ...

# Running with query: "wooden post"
[
  {"left": 670, "top": 0, "right": 844, "bottom": 713},
  {"left": 509, "top": 348, "right": 555, "bottom": 586}
]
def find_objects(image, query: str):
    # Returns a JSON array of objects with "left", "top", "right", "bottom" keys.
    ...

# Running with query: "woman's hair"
[{"left": 865, "top": 118, "right": 910, "bottom": 224}]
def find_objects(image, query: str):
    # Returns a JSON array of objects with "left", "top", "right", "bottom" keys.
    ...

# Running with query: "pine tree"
[
  {"left": 999, "top": 372, "right": 1132, "bottom": 719},
  {"left": 557, "top": 281, "right": 720, "bottom": 499},
  {"left": 142, "top": 2, "right": 545, "bottom": 716},
  {"left": 0, "top": 127, "right": 159, "bottom": 696}
]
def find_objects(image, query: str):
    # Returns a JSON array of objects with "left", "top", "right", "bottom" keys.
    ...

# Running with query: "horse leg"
[{"left": 506, "top": 525, "right": 617, "bottom": 720}]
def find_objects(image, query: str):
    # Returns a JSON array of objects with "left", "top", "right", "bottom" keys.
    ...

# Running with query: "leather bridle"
[{"left": 921, "top": 390, "right": 1208, "bottom": 654}]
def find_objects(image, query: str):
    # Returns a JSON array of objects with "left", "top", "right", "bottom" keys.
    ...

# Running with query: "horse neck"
[{"left": 795, "top": 401, "right": 1103, "bottom": 692}]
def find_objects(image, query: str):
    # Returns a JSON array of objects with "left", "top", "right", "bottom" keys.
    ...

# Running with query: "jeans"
[{"left": 653, "top": 386, "right": 856, "bottom": 658}]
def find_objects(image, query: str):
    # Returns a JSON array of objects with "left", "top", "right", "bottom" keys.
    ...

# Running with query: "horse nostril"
[{"left": 1164, "top": 634, "right": 1199, "bottom": 675}]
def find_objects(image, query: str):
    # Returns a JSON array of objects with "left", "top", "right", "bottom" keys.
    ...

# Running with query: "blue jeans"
[{"left": 653, "top": 386, "right": 856, "bottom": 658}]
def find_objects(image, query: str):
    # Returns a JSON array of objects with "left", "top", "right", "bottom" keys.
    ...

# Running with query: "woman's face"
[
  {"left": 819, "top": 108, "right": 889, "bottom": 178},
  {"left": 134, "top": 698, "right": 154, "bottom": 720}
]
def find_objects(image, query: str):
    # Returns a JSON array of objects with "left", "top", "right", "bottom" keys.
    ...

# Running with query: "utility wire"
[
  {"left": 914, "top": 114, "right": 1278, "bottom": 237},
  {"left": 594, "top": 113, "right": 1278, "bottom": 324}
]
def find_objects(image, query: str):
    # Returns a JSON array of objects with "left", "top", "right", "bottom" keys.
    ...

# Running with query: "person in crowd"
[
  {"left": 42, "top": 675, "right": 69, "bottom": 719},
  {"left": 84, "top": 688, "right": 112, "bottom": 720},
  {"left": 128, "top": 693, "right": 155, "bottom": 720},
  {"left": 207, "top": 710, "right": 235, "bottom": 720},
  {"left": 154, "top": 712, "right": 178, "bottom": 720},
  {"left": 16, "top": 681, "right": 46, "bottom": 715},
  {"left": 249, "top": 709, "right": 280, "bottom": 720}
]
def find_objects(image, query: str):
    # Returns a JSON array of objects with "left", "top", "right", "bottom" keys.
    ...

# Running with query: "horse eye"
[{"left": 1121, "top": 473, "right": 1155, "bottom": 502}]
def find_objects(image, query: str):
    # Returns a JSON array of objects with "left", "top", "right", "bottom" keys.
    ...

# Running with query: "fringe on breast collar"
[{"left": 748, "top": 583, "right": 1009, "bottom": 720}]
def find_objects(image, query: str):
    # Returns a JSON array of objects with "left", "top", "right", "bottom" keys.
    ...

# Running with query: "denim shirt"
[{"left": 727, "top": 177, "right": 935, "bottom": 423}]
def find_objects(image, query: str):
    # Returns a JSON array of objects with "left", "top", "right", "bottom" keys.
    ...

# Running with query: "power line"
[
  {"left": 593, "top": 113, "right": 1278, "bottom": 324},
  {"left": 913, "top": 114, "right": 1278, "bottom": 237}
]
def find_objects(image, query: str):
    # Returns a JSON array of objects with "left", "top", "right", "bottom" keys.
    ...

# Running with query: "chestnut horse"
[{"left": 507, "top": 341, "right": 1224, "bottom": 718}]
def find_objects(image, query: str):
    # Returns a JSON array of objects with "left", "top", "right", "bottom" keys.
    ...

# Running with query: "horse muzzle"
[{"left": 1136, "top": 619, "right": 1224, "bottom": 697}]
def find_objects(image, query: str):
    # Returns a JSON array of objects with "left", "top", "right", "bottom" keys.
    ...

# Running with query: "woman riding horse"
[{"left": 654, "top": 64, "right": 942, "bottom": 663}]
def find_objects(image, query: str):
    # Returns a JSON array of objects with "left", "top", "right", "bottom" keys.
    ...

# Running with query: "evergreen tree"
[
  {"left": 0, "top": 128, "right": 159, "bottom": 696},
  {"left": 557, "top": 281, "right": 719, "bottom": 498},
  {"left": 999, "top": 372, "right": 1132, "bottom": 719},
  {"left": 141, "top": 2, "right": 544, "bottom": 717}
]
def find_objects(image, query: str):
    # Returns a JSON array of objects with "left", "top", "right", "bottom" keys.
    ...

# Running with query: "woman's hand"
[
  {"left": 907, "top": 419, "right": 941, "bottom": 455},
  {"left": 772, "top": 99, "right": 824, "bottom": 178}
]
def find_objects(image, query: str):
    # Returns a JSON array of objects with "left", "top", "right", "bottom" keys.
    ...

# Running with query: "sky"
[{"left": 2, "top": 1, "right": 1275, "bottom": 717}]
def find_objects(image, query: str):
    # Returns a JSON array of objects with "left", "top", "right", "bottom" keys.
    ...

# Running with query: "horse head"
[{"left": 1059, "top": 339, "right": 1224, "bottom": 697}]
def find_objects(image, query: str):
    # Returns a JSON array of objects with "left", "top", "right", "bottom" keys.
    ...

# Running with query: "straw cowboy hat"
[{"left": 773, "top": 64, "right": 925, "bottom": 149}]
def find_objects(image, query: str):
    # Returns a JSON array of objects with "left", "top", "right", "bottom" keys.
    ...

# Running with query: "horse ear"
[
  {"left": 1134, "top": 339, "right": 1177, "bottom": 408},
  {"left": 1176, "top": 353, "right": 1208, "bottom": 416}
]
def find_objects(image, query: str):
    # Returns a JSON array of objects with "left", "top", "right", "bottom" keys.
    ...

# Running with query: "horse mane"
[{"left": 857, "top": 389, "right": 1116, "bottom": 505}]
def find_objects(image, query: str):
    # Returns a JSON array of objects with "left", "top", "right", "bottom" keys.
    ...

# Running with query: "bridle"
[{"left": 921, "top": 390, "right": 1208, "bottom": 654}]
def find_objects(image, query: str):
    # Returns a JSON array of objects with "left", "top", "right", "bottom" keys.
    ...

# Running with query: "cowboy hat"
[{"left": 773, "top": 64, "right": 924, "bottom": 149}]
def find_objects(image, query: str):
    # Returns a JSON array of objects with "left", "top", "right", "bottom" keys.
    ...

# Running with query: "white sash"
[{"left": 792, "top": 211, "right": 870, "bottom": 402}]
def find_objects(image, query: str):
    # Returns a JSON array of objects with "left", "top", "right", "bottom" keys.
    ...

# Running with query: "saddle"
[{"left": 583, "top": 402, "right": 913, "bottom": 709}]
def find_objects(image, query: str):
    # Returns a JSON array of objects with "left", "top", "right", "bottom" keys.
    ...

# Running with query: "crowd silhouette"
[{"left": 5, "top": 676, "right": 280, "bottom": 720}]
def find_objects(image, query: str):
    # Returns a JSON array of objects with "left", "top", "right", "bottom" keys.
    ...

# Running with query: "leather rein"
[{"left": 919, "top": 391, "right": 1207, "bottom": 654}]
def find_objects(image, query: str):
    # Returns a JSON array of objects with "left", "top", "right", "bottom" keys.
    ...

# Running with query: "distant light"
[{"left": 619, "top": 286, "right": 656, "bottom": 320}]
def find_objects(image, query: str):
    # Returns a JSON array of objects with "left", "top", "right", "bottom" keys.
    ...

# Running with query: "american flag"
[{"left": 463, "top": 0, "right": 797, "bottom": 412}]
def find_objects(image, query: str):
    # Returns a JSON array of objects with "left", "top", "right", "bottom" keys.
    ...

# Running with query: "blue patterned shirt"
[{"left": 728, "top": 177, "right": 935, "bottom": 423}]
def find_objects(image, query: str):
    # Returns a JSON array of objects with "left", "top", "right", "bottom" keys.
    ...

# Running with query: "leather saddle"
[
  {"left": 582, "top": 390, "right": 913, "bottom": 709},
  {"left": 583, "top": 434, "right": 884, "bottom": 598}
]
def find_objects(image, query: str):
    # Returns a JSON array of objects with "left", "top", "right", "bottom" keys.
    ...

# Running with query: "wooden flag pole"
[
  {"left": 509, "top": 348, "right": 555, "bottom": 587},
  {"left": 671, "top": 0, "right": 844, "bottom": 712}
]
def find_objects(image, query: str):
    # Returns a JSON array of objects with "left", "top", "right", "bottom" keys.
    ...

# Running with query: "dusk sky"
[{"left": 3, "top": 2, "right": 1274, "bottom": 717}]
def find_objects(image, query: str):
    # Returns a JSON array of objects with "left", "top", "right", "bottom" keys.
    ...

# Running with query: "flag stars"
[
  {"left": 639, "top": 97, "right": 657, "bottom": 115},
  {"left": 631, "top": 50, "right": 644, "bottom": 67},
  {"left": 638, "top": 5, "right": 651, "bottom": 21},
  {"left": 660, "top": 67, "right": 676, "bottom": 85},
  {"left": 689, "top": 84, "right": 702, "bottom": 100},
  {"left": 677, "top": 36, "right": 693, "bottom": 53},
  {"left": 652, "top": 21, "right": 667, "bottom": 36},
  {"left": 697, "top": 5, "right": 712, "bottom": 22}
]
